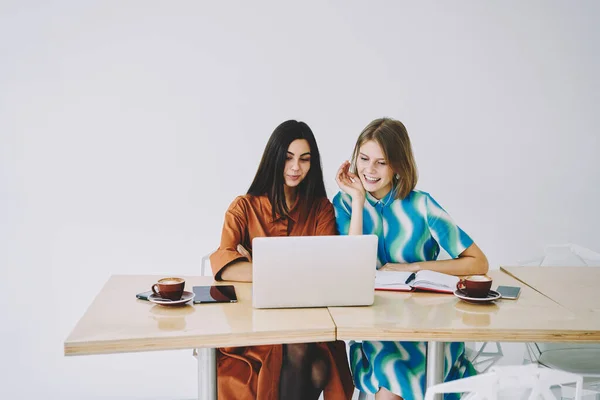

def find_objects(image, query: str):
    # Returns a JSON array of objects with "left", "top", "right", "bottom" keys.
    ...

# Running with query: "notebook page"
[
  {"left": 375, "top": 271, "right": 414, "bottom": 291},
  {"left": 412, "top": 270, "right": 459, "bottom": 292}
]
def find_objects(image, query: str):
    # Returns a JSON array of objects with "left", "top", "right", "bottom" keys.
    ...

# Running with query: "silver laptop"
[{"left": 252, "top": 235, "right": 378, "bottom": 309}]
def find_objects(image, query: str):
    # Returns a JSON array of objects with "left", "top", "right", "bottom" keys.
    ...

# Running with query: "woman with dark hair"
[{"left": 210, "top": 120, "right": 354, "bottom": 400}]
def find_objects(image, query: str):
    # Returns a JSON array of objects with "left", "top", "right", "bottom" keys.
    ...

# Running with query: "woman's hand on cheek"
[{"left": 335, "top": 161, "right": 366, "bottom": 200}]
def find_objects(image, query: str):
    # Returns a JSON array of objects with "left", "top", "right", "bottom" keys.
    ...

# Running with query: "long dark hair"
[{"left": 248, "top": 120, "right": 327, "bottom": 219}]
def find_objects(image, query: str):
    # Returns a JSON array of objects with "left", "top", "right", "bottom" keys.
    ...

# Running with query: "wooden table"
[
  {"left": 66, "top": 271, "right": 600, "bottom": 400},
  {"left": 329, "top": 270, "right": 600, "bottom": 343},
  {"left": 501, "top": 266, "right": 600, "bottom": 313},
  {"left": 64, "top": 275, "right": 337, "bottom": 400},
  {"left": 328, "top": 270, "right": 600, "bottom": 399},
  {"left": 500, "top": 266, "right": 600, "bottom": 397}
]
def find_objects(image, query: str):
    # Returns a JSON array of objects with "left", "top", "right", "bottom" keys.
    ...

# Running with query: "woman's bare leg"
[
  {"left": 279, "top": 343, "right": 331, "bottom": 400},
  {"left": 310, "top": 356, "right": 330, "bottom": 389},
  {"left": 375, "top": 387, "right": 403, "bottom": 400},
  {"left": 305, "top": 351, "right": 330, "bottom": 399},
  {"left": 279, "top": 343, "right": 311, "bottom": 400}
]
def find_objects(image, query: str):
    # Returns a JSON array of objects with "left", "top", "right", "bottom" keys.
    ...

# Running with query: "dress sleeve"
[
  {"left": 425, "top": 192, "right": 474, "bottom": 259},
  {"left": 315, "top": 198, "right": 337, "bottom": 236},
  {"left": 210, "top": 197, "right": 250, "bottom": 280},
  {"left": 332, "top": 192, "right": 352, "bottom": 236}
]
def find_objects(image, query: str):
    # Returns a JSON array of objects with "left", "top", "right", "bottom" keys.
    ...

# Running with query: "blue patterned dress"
[{"left": 332, "top": 189, "right": 477, "bottom": 400}]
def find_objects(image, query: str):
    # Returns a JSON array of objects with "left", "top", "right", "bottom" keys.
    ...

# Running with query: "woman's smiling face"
[{"left": 355, "top": 140, "right": 394, "bottom": 199}]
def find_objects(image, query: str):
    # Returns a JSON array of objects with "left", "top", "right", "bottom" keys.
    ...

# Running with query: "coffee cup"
[
  {"left": 456, "top": 275, "right": 492, "bottom": 298},
  {"left": 152, "top": 277, "right": 185, "bottom": 300}
]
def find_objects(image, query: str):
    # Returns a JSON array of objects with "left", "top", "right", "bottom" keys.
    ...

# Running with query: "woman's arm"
[
  {"left": 220, "top": 244, "right": 253, "bottom": 282},
  {"left": 220, "top": 260, "right": 253, "bottom": 282},
  {"left": 335, "top": 161, "right": 365, "bottom": 235},
  {"left": 347, "top": 199, "right": 364, "bottom": 235},
  {"left": 210, "top": 198, "right": 253, "bottom": 281},
  {"left": 380, "top": 243, "right": 489, "bottom": 276}
]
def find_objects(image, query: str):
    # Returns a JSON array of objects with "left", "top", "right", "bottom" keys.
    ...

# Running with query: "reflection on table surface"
[
  {"left": 64, "top": 275, "right": 335, "bottom": 356},
  {"left": 328, "top": 270, "right": 600, "bottom": 342}
]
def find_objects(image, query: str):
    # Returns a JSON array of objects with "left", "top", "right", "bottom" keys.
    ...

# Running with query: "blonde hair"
[{"left": 350, "top": 118, "right": 418, "bottom": 199}]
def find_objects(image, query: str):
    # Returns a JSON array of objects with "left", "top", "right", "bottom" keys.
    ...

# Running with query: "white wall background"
[{"left": 1, "top": 1, "right": 599, "bottom": 399}]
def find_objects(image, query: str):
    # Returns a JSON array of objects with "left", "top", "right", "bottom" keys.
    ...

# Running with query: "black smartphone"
[
  {"left": 136, "top": 290, "right": 152, "bottom": 301},
  {"left": 193, "top": 285, "right": 238, "bottom": 304},
  {"left": 497, "top": 285, "right": 521, "bottom": 300}
]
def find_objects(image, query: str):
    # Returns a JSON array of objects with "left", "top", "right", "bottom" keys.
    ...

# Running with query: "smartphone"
[
  {"left": 497, "top": 285, "right": 521, "bottom": 300},
  {"left": 193, "top": 285, "right": 238, "bottom": 304},
  {"left": 136, "top": 290, "right": 152, "bottom": 301}
]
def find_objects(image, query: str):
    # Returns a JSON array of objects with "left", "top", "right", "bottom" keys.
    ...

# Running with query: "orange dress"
[{"left": 210, "top": 194, "right": 354, "bottom": 400}]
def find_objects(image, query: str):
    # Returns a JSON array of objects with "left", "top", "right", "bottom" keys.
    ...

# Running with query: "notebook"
[{"left": 375, "top": 269, "right": 459, "bottom": 293}]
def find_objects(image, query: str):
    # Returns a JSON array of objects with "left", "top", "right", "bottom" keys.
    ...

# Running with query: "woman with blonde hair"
[{"left": 333, "top": 117, "right": 488, "bottom": 400}]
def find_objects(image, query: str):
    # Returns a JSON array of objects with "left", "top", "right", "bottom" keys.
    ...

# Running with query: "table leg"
[
  {"left": 426, "top": 341, "right": 445, "bottom": 400},
  {"left": 197, "top": 347, "right": 217, "bottom": 400}
]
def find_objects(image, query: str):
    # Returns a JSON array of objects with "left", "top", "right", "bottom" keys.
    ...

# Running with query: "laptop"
[{"left": 252, "top": 235, "right": 378, "bottom": 309}]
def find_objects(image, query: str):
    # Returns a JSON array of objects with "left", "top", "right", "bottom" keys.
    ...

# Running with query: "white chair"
[
  {"left": 466, "top": 342, "right": 505, "bottom": 374},
  {"left": 520, "top": 244, "right": 600, "bottom": 397},
  {"left": 200, "top": 250, "right": 215, "bottom": 277},
  {"left": 424, "top": 364, "right": 583, "bottom": 400}
]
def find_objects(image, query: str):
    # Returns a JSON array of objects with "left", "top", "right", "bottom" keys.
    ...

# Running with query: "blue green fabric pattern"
[
  {"left": 332, "top": 189, "right": 476, "bottom": 399},
  {"left": 333, "top": 190, "right": 473, "bottom": 268},
  {"left": 349, "top": 341, "right": 475, "bottom": 400}
]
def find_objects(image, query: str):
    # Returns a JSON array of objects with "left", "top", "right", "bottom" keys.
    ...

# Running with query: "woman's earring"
[{"left": 395, "top": 174, "right": 400, "bottom": 179}]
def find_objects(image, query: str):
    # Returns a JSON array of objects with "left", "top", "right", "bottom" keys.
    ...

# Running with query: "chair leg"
[{"left": 470, "top": 342, "right": 504, "bottom": 374}]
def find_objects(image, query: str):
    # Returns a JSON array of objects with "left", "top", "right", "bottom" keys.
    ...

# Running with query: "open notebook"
[{"left": 375, "top": 270, "right": 459, "bottom": 293}]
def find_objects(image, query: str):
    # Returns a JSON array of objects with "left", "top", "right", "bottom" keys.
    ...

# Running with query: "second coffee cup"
[
  {"left": 152, "top": 277, "right": 185, "bottom": 300},
  {"left": 457, "top": 275, "right": 492, "bottom": 298}
]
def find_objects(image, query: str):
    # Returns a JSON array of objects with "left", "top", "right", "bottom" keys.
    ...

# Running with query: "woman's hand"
[
  {"left": 380, "top": 263, "right": 420, "bottom": 272},
  {"left": 237, "top": 244, "right": 252, "bottom": 262},
  {"left": 335, "top": 160, "right": 365, "bottom": 201}
]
